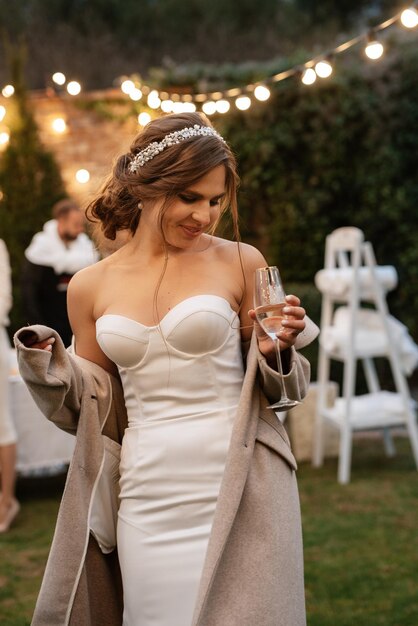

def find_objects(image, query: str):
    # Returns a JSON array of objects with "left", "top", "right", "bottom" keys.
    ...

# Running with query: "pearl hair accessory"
[{"left": 128, "top": 125, "right": 226, "bottom": 173}]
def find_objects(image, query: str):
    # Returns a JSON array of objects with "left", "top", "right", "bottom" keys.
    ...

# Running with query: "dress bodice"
[{"left": 96, "top": 295, "right": 244, "bottom": 425}]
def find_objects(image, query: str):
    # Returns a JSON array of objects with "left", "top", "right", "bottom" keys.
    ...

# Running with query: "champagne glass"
[{"left": 254, "top": 266, "right": 301, "bottom": 411}]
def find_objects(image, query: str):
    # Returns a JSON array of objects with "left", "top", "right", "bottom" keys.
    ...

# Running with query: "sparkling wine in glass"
[{"left": 254, "top": 266, "right": 301, "bottom": 411}]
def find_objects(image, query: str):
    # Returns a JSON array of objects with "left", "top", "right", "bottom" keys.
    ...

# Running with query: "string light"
[
  {"left": 0, "top": 106, "right": 5, "bottom": 121},
  {"left": 32, "top": 4, "right": 418, "bottom": 120},
  {"left": 52, "top": 72, "right": 66, "bottom": 86},
  {"left": 138, "top": 112, "right": 152, "bottom": 126},
  {"left": 315, "top": 60, "right": 333, "bottom": 78},
  {"left": 67, "top": 81, "right": 81, "bottom": 95},
  {"left": 2, "top": 85, "right": 14, "bottom": 98},
  {"left": 202, "top": 101, "right": 217, "bottom": 115},
  {"left": 400, "top": 7, "right": 418, "bottom": 28},
  {"left": 129, "top": 87, "right": 143, "bottom": 101},
  {"left": 147, "top": 90, "right": 161, "bottom": 109},
  {"left": 365, "top": 37, "right": 384, "bottom": 60},
  {"left": 121, "top": 79, "right": 135, "bottom": 94},
  {"left": 182, "top": 102, "right": 197, "bottom": 112},
  {"left": 215, "top": 99, "right": 230, "bottom": 113},
  {"left": 52, "top": 118, "right": 67, "bottom": 133},
  {"left": 301, "top": 68, "right": 317, "bottom": 85},
  {"left": 254, "top": 85, "right": 271, "bottom": 101},
  {"left": 235, "top": 96, "right": 251, "bottom": 110},
  {"left": 161, "top": 99, "right": 174, "bottom": 113},
  {"left": 0, "top": 131, "right": 10, "bottom": 145},
  {"left": 75, "top": 169, "right": 90, "bottom": 183}
]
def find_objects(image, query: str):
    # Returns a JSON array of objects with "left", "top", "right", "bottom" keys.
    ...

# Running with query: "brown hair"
[
  {"left": 52, "top": 198, "right": 80, "bottom": 219},
  {"left": 87, "top": 112, "right": 240, "bottom": 242}
]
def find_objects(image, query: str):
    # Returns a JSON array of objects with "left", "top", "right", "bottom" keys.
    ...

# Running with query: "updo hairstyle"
[{"left": 88, "top": 112, "right": 240, "bottom": 241}]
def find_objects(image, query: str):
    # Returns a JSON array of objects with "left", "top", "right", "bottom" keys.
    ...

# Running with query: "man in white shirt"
[{"left": 22, "top": 199, "right": 99, "bottom": 346}]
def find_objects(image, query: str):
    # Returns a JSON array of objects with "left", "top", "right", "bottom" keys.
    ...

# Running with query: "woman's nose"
[{"left": 191, "top": 204, "right": 211, "bottom": 226}]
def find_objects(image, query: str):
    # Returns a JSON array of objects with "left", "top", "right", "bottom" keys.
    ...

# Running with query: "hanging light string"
[
  {"left": 115, "top": 4, "right": 418, "bottom": 115},
  {"left": 1, "top": 4, "right": 418, "bottom": 128}
]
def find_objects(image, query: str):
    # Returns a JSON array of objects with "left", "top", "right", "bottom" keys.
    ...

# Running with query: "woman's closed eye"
[{"left": 178, "top": 193, "right": 223, "bottom": 207}]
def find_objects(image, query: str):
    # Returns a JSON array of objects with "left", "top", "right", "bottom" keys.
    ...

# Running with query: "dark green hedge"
[{"left": 217, "top": 42, "right": 418, "bottom": 343}]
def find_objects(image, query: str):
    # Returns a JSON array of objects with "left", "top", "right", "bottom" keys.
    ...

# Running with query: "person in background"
[
  {"left": 0, "top": 238, "right": 19, "bottom": 533},
  {"left": 21, "top": 198, "right": 99, "bottom": 346}
]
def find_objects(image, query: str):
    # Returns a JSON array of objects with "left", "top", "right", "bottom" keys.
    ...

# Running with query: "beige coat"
[{"left": 15, "top": 324, "right": 310, "bottom": 626}]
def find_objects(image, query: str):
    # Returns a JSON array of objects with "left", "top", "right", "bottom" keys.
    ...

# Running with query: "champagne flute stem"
[{"left": 274, "top": 338, "right": 290, "bottom": 403}]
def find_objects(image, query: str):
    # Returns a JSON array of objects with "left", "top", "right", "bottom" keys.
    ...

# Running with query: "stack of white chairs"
[{"left": 312, "top": 227, "right": 418, "bottom": 484}]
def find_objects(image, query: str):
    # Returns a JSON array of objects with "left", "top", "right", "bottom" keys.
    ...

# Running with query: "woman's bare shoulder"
[
  {"left": 212, "top": 237, "right": 266, "bottom": 268},
  {"left": 70, "top": 253, "right": 117, "bottom": 284},
  {"left": 67, "top": 257, "right": 110, "bottom": 301}
]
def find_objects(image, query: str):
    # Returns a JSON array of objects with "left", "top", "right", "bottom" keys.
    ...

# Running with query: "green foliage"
[
  {"left": 0, "top": 48, "right": 66, "bottom": 334},
  {"left": 217, "top": 41, "right": 418, "bottom": 341},
  {"left": 1, "top": 440, "right": 417, "bottom": 624}
]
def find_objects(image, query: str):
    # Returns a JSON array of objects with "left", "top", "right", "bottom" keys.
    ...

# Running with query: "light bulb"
[
  {"left": 52, "top": 72, "right": 66, "bottom": 86},
  {"left": 401, "top": 8, "right": 418, "bottom": 28},
  {"left": 235, "top": 96, "right": 251, "bottom": 110},
  {"left": 301, "top": 68, "right": 317, "bottom": 85},
  {"left": 52, "top": 118, "right": 67, "bottom": 133},
  {"left": 202, "top": 101, "right": 217, "bottom": 115},
  {"left": 161, "top": 99, "right": 174, "bottom": 113},
  {"left": 0, "top": 105, "right": 6, "bottom": 121},
  {"left": 147, "top": 90, "right": 161, "bottom": 109},
  {"left": 129, "top": 88, "right": 143, "bottom": 101},
  {"left": 75, "top": 169, "right": 90, "bottom": 185},
  {"left": 315, "top": 60, "right": 333, "bottom": 78},
  {"left": 0, "top": 131, "right": 10, "bottom": 145},
  {"left": 121, "top": 80, "right": 135, "bottom": 94},
  {"left": 182, "top": 102, "right": 196, "bottom": 112},
  {"left": 365, "top": 40, "right": 384, "bottom": 60},
  {"left": 254, "top": 85, "right": 271, "bottom": 101},
  {"left": 172, "top": 102, "right": 185, "bottom": 113},
  {"left": 75, "top": 169, "right": 90, "bottom": 184},
  {"left": 67, "top": 81, "right": 81, "bottom": 95},
  {"left": 215, "top": 99, "right": 230, "bottom": 114},
  {"left": 138, "top": 112, "right": 151, "bottom": 126},
  {"left": 2, "top": 85, "right": 14, "bottom": 98}
]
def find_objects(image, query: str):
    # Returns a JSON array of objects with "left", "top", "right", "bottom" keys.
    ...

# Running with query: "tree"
[{"left": 0, "top": 44, "right": 66, "bottom": 334}]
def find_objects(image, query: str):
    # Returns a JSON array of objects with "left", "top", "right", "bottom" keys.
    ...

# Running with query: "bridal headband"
[{"left": 128, "top": 125, "right": 226, "bottom": 173}]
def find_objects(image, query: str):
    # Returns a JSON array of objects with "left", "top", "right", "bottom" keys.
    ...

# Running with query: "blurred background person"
[
  {"left": 0, "top": 238, "right": 19, "bottom": 533},
  {"left": 21, "top": 199, "right": 99, "bottom": 346}
]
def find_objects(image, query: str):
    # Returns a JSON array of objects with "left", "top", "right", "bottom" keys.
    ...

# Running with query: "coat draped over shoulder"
[{"left": 15, "top": 324, "right": 310, "bottom": 626}]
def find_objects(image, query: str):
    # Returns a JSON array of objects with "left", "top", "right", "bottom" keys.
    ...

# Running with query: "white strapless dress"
[{"left": 96, "top": 295, "right": 244, "bottom": 626}]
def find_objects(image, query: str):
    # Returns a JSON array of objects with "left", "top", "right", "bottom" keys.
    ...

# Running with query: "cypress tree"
[{"left": 0, "top": 44, "right": 66, "bottom": 335}]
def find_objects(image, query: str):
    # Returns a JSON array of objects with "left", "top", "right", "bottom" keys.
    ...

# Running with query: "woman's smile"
[{"left": 179, "top": 224, "right": 204, "bottom": 238}]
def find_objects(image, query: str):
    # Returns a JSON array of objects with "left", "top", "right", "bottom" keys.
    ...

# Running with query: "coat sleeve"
[
  {"left": 13, "top": 325, "right": 83, "bottom": 434},
  {"left": 242, "top": 333, "right": 311, "bottom": 405},
  {"left": 257, "top": 345, "right": 310, "bottom": 403}
]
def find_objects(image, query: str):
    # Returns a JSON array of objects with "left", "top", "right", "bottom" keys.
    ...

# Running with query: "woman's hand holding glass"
[
  {"left": 249, "top": 294, "right": 306, "bottom": 357},
  {"left": 250, "top": 266, "right": 306, "bottom": 411}
]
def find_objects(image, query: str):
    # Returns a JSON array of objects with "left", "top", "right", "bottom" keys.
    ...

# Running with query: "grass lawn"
[
  {"left": 0, "top": 438, "right": 417, "bottom": 625},
  {"left": 301, "top": 436, "right": 418, "bottom": 626}
]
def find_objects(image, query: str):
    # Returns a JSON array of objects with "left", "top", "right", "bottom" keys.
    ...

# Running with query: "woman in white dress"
[
  {"left": 26, "top": 112, "right": 308, "bottom": 625},
  {"left": 0, "top": 239, "right": 20, "bottom": 532}
]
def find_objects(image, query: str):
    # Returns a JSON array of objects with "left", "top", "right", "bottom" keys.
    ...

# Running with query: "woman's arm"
[
  {"left": 66, "top": 267, "right": 118, "bottom": 376},
  {"left": 14, "top": 325, "right": 83, "bottom": 433}
]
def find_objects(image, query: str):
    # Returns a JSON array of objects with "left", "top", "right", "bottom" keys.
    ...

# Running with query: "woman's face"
[{"left": 144, "top": 164, "right": 227, "bottom": 251}]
